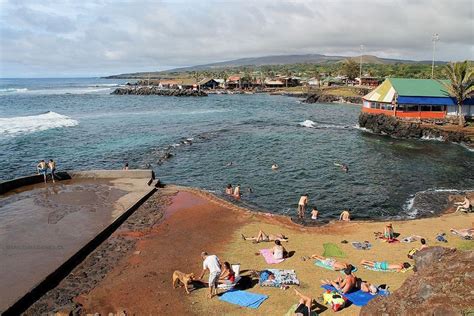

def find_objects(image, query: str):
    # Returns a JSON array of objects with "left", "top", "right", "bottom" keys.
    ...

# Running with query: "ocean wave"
[
  {"left": 299, "top": 119, "right": 350, "bottom": 129},
  {"left": 0, "top": 111, "right": 78, "bottom": 136},
  {"left": 421, "top": 135, "right": 444, "bottom": 142},
  {"left": 0, "top": 88, "right": 28, "bottom": 93}
]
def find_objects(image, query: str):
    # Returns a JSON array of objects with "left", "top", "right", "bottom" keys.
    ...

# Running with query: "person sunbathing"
[
  {"left": 450, "top": 227, "right": 474, "bottom": 238},
  {"left": 241, "top": 230, "right": 288, "bottom": 243},
  {"left": 358, "top": 279, "right": 378, "bottom": 295},
  {"left": 321, "top": 265, "right": 357, "bottom": 294},
  {"left": 310, "top": 255, "right": 349, "bottom": 271},
  {"left": 360, "top": 260, "right": 411, "bottom": 272},
  {"left": 218, "top": 262, "right": 235, "bottom": 285},
  {"left": 293, "top": 288, "right": 313, "bottom": 316},
  {"left": 455, "top": 196, "right": 471, "bottom": 213}
]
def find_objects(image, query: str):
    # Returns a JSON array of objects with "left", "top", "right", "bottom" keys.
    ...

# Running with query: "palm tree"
[{"left": 439, "top": 61, "right": 473, "bottom": 126}]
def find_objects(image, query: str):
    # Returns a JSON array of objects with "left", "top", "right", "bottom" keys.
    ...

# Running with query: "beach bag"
[
  {"left": 407, "top": 248, "right": 418, "bottom": 259},
  {"left": 322, "top": 290, "right": 346, "bottom": 312}
]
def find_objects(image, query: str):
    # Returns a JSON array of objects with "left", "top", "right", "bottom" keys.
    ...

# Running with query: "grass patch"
[{"left": 456, "top": 240, "right": 474, "bottom": 251}]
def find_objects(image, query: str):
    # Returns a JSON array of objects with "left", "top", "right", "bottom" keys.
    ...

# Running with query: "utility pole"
[
  {"left": 431, "top": 33, "right": 439, "bottom": 79},
  {"left": 359, "top": 44, "right": 364, "bottom": 85}
]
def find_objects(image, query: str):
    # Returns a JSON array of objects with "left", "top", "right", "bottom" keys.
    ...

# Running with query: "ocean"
[{"left": 1, "top": 78, "right": 473, "bottom": 220}]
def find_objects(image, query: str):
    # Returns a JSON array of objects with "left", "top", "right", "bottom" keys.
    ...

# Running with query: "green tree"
[
  {"left": 439, "top": 61, "right": 473, "bottom": 126},
  {"left": 339, "top": 59, "right": 359, "bottom": 81}
]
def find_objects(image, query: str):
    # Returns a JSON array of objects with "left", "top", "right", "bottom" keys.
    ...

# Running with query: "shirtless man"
[
  {"left": 298, "top": 194, "right": 309, "bottom": 219},
  {"left": 48, "top": 159, "right": 56, "bottom": 183},
  {"left": 233, "top": 184, "right": 241, "bottom": 199},
  {"left": 37, "top": 160, "right": 47, "bottom": 184},
  {"left": 321, "top": 265, "right": 357, "bottom": 294},
  {"left": 225, "top": 184, "right": 233, "bottom": 195},
  {"left": 455, "top": 196, "right": 471, "bottom": 213},
  {"left": 339, "top": 209, "right": 351, "bottom": 221},
  {"left": 311, "top": 207, "right": 319, "bottom": 220},
  {"left": 241, "top": 230, "right": 288, "bottom": 243}
]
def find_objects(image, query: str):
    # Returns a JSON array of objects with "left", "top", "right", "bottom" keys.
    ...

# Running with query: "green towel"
[
  {"left": 285, "top": 303, "right": 318, "bottom": 316},
  {"left": 322, "top": 243, "right": 346, "bottom": 258}
]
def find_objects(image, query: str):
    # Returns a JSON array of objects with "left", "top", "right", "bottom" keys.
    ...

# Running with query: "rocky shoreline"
[
  {"left": 112, "top": 86, "right": 208, "bottom": 96},
  {"left": 24, "top": 191, "right": 172, "bottom": 316},
  {"left": 358, "top": 112, "right": 473, "bottom": 146},
  {"left": 303, "top": 92, "right": 362, "bottom": 104}
]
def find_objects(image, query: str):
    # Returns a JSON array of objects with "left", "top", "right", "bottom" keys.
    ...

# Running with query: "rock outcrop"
[
  {"left": 304, "top": 92, "right": 362, "bottom": 104},
  {"left": 112, "top": 86, "right": 207, "bottom": 96},
  {"left": 358, "top": 112, "right": 471, "bottom": 144},
  {"left": 360, "top": 247, "right": 474, "bottom": 315}
]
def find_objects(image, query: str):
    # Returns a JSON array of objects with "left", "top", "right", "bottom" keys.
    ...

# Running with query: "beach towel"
[
  {"left": 351, "top": 241, "right": 372, "bottom": 250},
  {"left": 362, "top": 265, "right": 413, "bottom": 273},
  {"left": 259, "top": 249, "right": 284, "bottom": 264},
  {"left": 218, "top": 290, "right": 268, "bottom": 309},
  {"left": 259, "top": 269, "right": 299, "bottom": 287},
  {"left": 314, "top": 259, "right": 358, "bottom": 273},
  {"left": 285, "top": 304, "right": 318, "bottom": 316},
  {"left": 321, "top": 285, "right": 387, "bottom": 307},
  {"left": 322, "top": 243, "right": 346, "bottom": 258}
]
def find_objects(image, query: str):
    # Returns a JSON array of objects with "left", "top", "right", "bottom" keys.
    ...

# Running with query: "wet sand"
[
  {"left": 75, "top": 186, "right": 473, "bottom": 316},
  {"left": 0, "top": 177, "right": 152, "bottom": 312}
]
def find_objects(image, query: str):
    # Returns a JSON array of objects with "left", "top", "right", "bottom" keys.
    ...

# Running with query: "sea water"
[{"left": 1, "top": 78, "right": 473, "bottom": 220}]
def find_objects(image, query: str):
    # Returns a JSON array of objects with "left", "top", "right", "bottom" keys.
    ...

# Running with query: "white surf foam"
[
  {"left": 0, "top": 111, "right": 78, "bottom": 136},
  {"left": 421, "top": 135, "right": 444, "bottom": 142},
  {"left": 299, "top": 120, "right": 350, "bottom": 129},
  {"left": 0, "top": 88, "right": 28, "bottom": 93}
]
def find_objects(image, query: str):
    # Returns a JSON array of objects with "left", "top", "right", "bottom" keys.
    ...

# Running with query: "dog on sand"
[{"left": 172, "top": 271, "right": 195, "bottom": 294}]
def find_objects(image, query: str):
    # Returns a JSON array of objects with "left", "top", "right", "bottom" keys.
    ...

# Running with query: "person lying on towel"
[
  {"left": 311, "top": 255, "right": 350, "bottom": 271},
  {"left": 360, "top": 260, "right": 411, "bottom": 272}
]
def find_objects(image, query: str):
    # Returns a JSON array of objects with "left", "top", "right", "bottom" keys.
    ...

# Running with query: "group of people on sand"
[
  {"left": 36, "top": 159, "right": 57, "bottom": 184},
  {"left": 198, "top": 252, "right": 236, "bottom": 298},
  {"left": 297, "top": 194, "right": 352, "bottom": 222}
]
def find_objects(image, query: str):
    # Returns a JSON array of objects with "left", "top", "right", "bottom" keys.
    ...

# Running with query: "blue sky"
[{"left": 0, "top": 0, "right": 473, "bottom": 78}]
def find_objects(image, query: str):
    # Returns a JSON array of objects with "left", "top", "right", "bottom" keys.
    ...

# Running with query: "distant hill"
[{"left": 105, "top": 53, "right": 445, "bottom": 79}]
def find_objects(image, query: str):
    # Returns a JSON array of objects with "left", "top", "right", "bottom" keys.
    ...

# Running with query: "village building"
[
  {"left": 264, "top": 79, "right": 285, "bottom": 88},
  {"left": 357, "top": 76, "right": 383, "bottom": 87},
  {"left": 198, "top": 78, "right": 219, "bottom": 89},
  {"left": 362, "top": 78, "right": 474, "bottom": 120},
  {"left": 226, "top": 76, "right": 241, "bottom": 89}
]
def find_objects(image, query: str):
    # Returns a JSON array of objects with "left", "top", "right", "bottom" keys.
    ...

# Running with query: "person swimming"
[
  {"left": 334, "top": 163, "right": 348, "bottom": 173},
  {"left": 311, "top": 207, "right": 319, "bottom": 220},
  {"left": 225, "top": 184, "right": 233, "bottom": 195},
  {"left": 271, "top": 163, "right": 279, "bottom": 170}
]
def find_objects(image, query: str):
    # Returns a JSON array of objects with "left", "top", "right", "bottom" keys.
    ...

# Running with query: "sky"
[{"left": 0, "top": 0, "right": 473, "bottom": 78}]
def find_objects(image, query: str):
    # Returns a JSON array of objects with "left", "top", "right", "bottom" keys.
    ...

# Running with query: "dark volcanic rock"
[
  {"left": 360, "top": 247, "right": 474, "bottom": 316},
  {"left": 112, "top": 86, "right": 207, "bottom": 97},
  {"left": 304, "top": 92, "right": 362, "bottom": 104},
  {"left": 358, "top": 112, "right": 471, "bottom": 144}
]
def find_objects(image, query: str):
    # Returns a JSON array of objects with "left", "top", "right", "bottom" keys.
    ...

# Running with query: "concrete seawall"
[{"left": 1, "top": 170, "right": 156, "bottom": 315}]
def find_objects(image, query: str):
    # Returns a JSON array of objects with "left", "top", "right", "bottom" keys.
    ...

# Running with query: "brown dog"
[{"left": 172, "top": 271, "right": 195, "bottom": 294}]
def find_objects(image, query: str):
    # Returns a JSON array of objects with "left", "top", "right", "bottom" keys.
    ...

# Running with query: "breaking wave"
[
  {"left": 299, "top": 119, "right": 351, "bottom": 129},
  {"left": 0, "top": 88, "right": 28, "bottom": 93},
  {"left": 0, "top": 111, "right": 78, "bottom": 137}
]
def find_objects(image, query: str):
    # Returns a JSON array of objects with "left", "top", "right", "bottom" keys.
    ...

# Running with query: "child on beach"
[{"left": 311, "top": 207, "right": 319, "bottom": 220}]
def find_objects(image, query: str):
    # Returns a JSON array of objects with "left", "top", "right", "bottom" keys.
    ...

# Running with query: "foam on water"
[
  {"left": 0, "top": 88, "right": 28, "bottom": 93},
  {"left": 299, "top": 119, "right": 350, "bottom": 129},
  {"left": 0, "top": 111, "right": 78, "bottom": 137}
]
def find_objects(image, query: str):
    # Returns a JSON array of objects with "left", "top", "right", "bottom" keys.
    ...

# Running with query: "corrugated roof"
[{"left": 388, "top": 78, "right": 450, "bottom": 97}]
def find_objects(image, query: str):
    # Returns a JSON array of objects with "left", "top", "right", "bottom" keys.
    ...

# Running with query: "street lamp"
[
  {"left": 431, "top": 33, "right": 439, "bottom": 79},
  {"left": 359, "top": 44, "right": 364, "bottom": 85}
]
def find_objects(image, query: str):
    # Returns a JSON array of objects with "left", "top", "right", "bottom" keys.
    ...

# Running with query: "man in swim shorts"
[
  {"left": 48, "top": 159, "right": 56, "bottom": 183},
  {"left": 198, "top": 252, "right": 222, "bottom": 298},
  {"left": 298, "top": 194, "right": 309, "bottom": 219},
  {"left": 37, "top": 160, "right": 47, "bottom": 184}
]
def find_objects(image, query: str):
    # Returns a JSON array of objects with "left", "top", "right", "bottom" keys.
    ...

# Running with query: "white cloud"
[{"left": 0, "top": 0, "right": 472, "bottom": 77}]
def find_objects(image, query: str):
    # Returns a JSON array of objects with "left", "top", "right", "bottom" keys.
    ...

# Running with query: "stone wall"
[{"left": 358, "top": 112, "right": 471, "bottom": 144}]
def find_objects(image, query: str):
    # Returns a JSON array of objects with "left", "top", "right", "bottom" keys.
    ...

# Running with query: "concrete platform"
[{"left": 0, "top": 170, "right": 155, "bottom": 313}]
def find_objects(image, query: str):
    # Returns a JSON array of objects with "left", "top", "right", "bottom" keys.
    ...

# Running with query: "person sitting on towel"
[
  {"left": 310, "top": 255, "right": 349, "bottom": 271},
  {"left": 321, "top": 265, "right": 357, "bottom": 294},
  {"left": 218, "top": 261, "right": 235, "bottom": 285},
  {"left": 272, "top": 240, "right": 287, "bottom": 260},
  {"left": 360, "top": 260, "right": 410, "bottom": 272}
]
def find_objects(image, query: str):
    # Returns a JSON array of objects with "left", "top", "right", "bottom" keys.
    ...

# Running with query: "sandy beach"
[{"left": 26, "top": 185, "right": 470, "bottom": 315}]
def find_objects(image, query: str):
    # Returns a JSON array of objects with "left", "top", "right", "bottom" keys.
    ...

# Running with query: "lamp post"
[
  {"left": 431, "top": 33, "right": 439, "bottom": 79},
  {"left": 359, "top": 44, "right": 364, "bottom": 85}
]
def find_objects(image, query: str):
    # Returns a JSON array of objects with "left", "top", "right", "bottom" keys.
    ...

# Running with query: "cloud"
[{"left": 0, "top": 0, "right": 473, "bottom": 77}]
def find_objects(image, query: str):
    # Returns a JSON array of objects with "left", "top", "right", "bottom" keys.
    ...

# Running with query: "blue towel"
[
  {"left": 219, "top": 290, "right": 268, "bottom": 309},
  {"left": 321, "top": 285, "right": 386, "bottom": 306}
]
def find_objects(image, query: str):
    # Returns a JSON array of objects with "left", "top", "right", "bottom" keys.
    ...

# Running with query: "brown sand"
[{"left": 81, "top": 186, "right": 474, "bottom": 315}]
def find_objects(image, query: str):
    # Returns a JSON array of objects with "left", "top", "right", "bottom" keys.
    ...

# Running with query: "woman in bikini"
[
  {"left": 241, "top": 230, "right": 288, "bottom": 243},
  {"left": 360, "top": 260, "right": 410, "bottom": 272}
]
